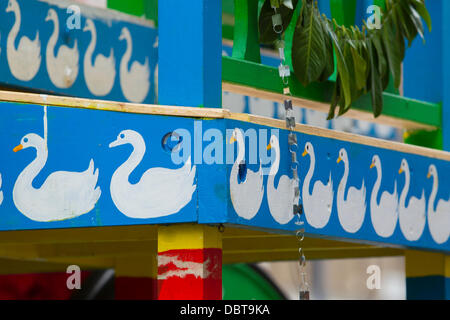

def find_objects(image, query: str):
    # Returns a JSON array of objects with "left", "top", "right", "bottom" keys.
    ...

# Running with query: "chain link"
[{"left": 270, "top": 1, "right": 309, "bottom": 300}]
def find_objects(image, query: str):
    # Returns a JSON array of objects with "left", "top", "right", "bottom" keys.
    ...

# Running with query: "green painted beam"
[
  {"left": 107, "top": 0, "right": 144, "bottom": 17},
  {"left": 107, "top": 0, "right": 157, "bottom": 23},
  {"left": 223, "top": 56, "right": 441, "bottom": 128}
]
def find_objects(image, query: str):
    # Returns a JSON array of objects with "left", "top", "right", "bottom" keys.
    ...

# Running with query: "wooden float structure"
[{"left": 0, "top": 0, "right": 448, "bottom": 299}]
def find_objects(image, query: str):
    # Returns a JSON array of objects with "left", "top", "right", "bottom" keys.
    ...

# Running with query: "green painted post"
[{"left": 232, "top": 0, "right": 261, "bottom": 63}]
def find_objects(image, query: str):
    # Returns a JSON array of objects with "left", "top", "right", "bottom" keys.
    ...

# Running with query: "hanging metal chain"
[{"left": 270, "top": 0, "right": 310, "bottom": 300}]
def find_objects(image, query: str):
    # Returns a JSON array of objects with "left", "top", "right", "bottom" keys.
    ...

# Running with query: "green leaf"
[
  {"left": 350, "top": 44, "right": 367, "bottom": 91},
  {"left": 383, "top": 20, "right": 402, "bottom": 88},
  {"left": 371, "top": 32, "right": 389, "bottom": 89},
  {"left": 368, "top": 40, "right": 383, "bottom": 117},
  {"left": 395, "top": 1, "right": 419, "bottom": 46},
  {"left": 411, "top": 0, "right": 432, "bottom": 32},
  {"left": 259, "top": 0, "right": 299, "bottom": 44},
  {"left": 318, "top": 15, "right": 335, "bottom": 82},
  {"left": 327, "top": 76, "right": 341, "bottom": 120},
  {"left": 403, "top": 1, "right": 425, "bottom": 40},
  {"left": 329, "top": 24, "right": 351, "bottom": 108},
  {"left": 292, "top": 1, "right": 327, "bottom": 86}
]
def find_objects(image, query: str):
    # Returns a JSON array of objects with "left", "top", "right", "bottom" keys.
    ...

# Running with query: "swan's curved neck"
[
  {"left": 236, "top": 134, "right": 245, "bottom": 164},
  {"left": 269, "top": 145, "right": 280, "bottom": 177},
  {"left": 267, "top": 144, "right": 280, "bottom": 193},
  {"left": 114, "top": 142, "right": 145, "bottom": 181},
  {"left": 338, "top": 160, "right": 349, "bottom": 201},
  {"left": 400, "top": 168, "right": 410, "bottom": 208},
  {"left": 231, "top": 133, "right": 245, "bottom": 184},
  {"left": 47, "top": 17, "right": 59, "bottom": 57},
  {"left": 85, "top": 27, "right": 96, "bottom": 62},
  {"left": 371, "top": 162, "right": 382, "bottom": 207},
  {"left": 18, "top": 144, "right": 48, "bottom": 188},
  {"left": 428, "top": 172, "right": 438, "bottom": 214},
  {"left": 8, "top": 6, "right": 21, "bottom": 49},
  {"left": 121, "top": 33, "right": 132, "bottom": 71},
  {"left": 304, "top": 151, "right": 315, "bottom": 196}
]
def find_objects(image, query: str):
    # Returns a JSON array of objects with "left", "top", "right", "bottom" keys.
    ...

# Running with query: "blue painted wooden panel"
[
  {"left": 158, "top": 0, "right": 222, "bottom": 108},
  {"left": 0, "top": 99, "right": 448, "bottom": 252},
  {"left": 0, "top": 101, "right": 199, "bottom": 230},
  {"left": 0, "top": 0, "right": 157, "bottom": 104},
  {"left": 224, "top": 119, "right": 450, "bottom": 252}
]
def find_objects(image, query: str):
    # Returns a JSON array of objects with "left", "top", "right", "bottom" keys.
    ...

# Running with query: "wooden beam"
[
  {"left": 223, "top": 82, "right": 438, "bottom": 131},
  {"left": 0, "top": 90, "right": 446, "bottom": 161},
  {"left": 0, "top": 90, "right": 228, "bottom": 119},
  {"left": 227, "top": 112, "right": 450, "bottom": 161}
]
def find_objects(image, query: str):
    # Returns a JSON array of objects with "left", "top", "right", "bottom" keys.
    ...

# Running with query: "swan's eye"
[
  {"left": 120, "top": 134, "right": 125, "bottom": 139},
  {"left": 23, "top": 138, "right": 28, "bottom": 143}
]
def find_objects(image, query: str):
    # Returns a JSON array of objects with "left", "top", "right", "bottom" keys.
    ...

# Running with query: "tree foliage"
[{"left": 259, "top": 0, "right": 431, "bottom": 119}]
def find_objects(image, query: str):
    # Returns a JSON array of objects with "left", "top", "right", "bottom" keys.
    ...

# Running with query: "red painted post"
[{"left": 157, "top": 224, "right": 222, "bottom": 300}]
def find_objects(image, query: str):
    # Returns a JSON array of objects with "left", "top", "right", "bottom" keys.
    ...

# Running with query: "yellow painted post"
[
  {"left": 405, "top": 250, "right": 450, "bottom": 299},
  {"left": 157, "top": 224, "right": 222, "bottom": 300}
]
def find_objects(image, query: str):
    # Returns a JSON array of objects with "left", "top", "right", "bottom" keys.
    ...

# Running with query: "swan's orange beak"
[
  {"left": 370, "top": 162, "right": 375, "bottom": 169},
  {"left": 229, "top": 136, "right": 236, "bottom": 144},
  {"left": 427, "top": 172, "right": 431, "bottom": 179},
  {"left": 13, "top": 144, "right": 23, "bottom": 152},
  {"left": 266, "top": 143, "right": 272, "bottom": 151},
  {"left": 399, "top": 168, "right": 403, "bottom": 174},
  {"left": 302, "top": 149, "right": 308, "bottom": 157},
  {"left": 337, "top": 156, "right": 342, "bottom": 164}
]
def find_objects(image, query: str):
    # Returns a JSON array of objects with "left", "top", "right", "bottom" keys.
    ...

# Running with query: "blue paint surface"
[
  {"left": 0, "top": 0, "right": 157, "bottom": 104},
  {"left": 159, "top": 0, "right": 222, "bottom": 108},
  {"left": 0, "top": 101, "right": 448, "bottom": 252},
  {"left": 403, "top": 0, "right": 442, "bottom": 104},
  {"left": 0, "top": 101, "right": 198, "bottom": 229},
  {"left": 224, "top": 119, "right": 450, "bottom": 252}
]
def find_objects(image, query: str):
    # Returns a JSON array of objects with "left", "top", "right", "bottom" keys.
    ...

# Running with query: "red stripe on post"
[{"left": 158, "top": 248, "right": 222, "bottom": 300}]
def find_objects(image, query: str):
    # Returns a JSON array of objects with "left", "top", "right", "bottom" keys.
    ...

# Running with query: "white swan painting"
[
  {"left": 229, "top": 128, "right": 264, "bottom": 220},
  {"left": 45, "top": 9, "right": 79, "bottom": 88},
  {"left": 83, "top": 19, "right": 116, "bottom": 96},
  {"left": 337, "top": 148, "right": 366, "bottom": 233},
  {"left": 6, "top": 0, "right": 41, "bottom": 81},
  {"left": 427, "top": 165, "right": 450, "bottom": 244},
  {"left": 302, "top": 142, "right": 333, "bottom": 229},
  {"left": 119, "top": 27, "right": 150, "bottom": 103},
  {"left": 109, "top": 130, "right": 196, "bottom": 219},
  {"left": 370, "top": 155, "right": 398, "bottom": 238},
  {"left": 266, "top": 135, "right": 297, "bottom": 225},
  {"left": 398, "top": 159, "right": 426, "bottom": 241},
  {"left": 12, "top": 133, "right": 101, "bottom": 222}
]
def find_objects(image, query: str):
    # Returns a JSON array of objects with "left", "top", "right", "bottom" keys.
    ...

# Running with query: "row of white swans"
[
  {"left": 4, "top": 0, "right": 150, "bottom": 102},
  {"left": 229, "top": 130, "right": 299, "bottom": 225},
  {"left": 229, "top": 128, "right": 450, "bottom": 244},
  {"left": 0, "top": 125, "right": 448, "bottom": 244},
  {"left": 8, "top": 130, "right": 196, "bottom": 222}
]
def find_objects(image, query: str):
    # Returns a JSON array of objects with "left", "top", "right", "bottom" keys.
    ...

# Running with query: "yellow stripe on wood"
[
  {"left": 158, "top": 224, "right": 222, "bottom": 252},
  {"left": 405, "top": 250, "right": 450, "bottom": 278}
]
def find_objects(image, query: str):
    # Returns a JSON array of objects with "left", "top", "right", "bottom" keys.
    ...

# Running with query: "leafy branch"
[{"left": 259, "top": 0, "right": 431, "bottom": 119}]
